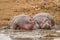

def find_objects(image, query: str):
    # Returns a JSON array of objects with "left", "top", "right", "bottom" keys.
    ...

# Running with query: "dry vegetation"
[{"left": 0, "top": 0, "right": 60, "bottom": 26}]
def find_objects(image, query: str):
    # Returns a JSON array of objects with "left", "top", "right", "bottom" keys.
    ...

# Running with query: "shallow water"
[
  {"left": 0, "top": 26, "right": 60, "bottom": 40},
  {"left": 0, "top": 34, "right": 12, "bottom": 40},
  {"left": 54, "top": 38, "right": 60, "bottom": 40}
]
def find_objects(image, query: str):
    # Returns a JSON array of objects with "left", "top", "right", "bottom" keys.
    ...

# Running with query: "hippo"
[
  {"left": 9, "top": 14, "right": 39, "bottom": 30},
  {"left": 33, "top": 12, "right": 55, "bottom": 29}
]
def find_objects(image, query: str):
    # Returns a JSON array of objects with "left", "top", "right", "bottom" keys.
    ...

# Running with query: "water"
[
  {"left": 54, "top": 38, "right": 60, "bottom": 40},
  {"left": 0, "top": 26, "right": 60, "bottom": 40},
  {"left": 0, "top": 34, "right": 12, "bottom": 40}
]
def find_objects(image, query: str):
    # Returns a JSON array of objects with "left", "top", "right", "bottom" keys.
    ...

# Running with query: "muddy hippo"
[
  {"left": 33, "top": 12, "right": 55, "bottom": 29},
  {"left": 9, "top": 14, "right": 39, "bottom": 30}
]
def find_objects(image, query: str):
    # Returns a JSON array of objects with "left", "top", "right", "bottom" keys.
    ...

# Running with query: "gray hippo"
[
  {"left": 9, "top": 14, "right": 39, "bottom": 30},
  {"left": 33, "top": 12, "right": 55, "bottom": 29}
]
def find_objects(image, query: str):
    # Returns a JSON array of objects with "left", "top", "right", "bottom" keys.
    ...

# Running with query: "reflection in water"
[{"left": 0, "top": 34, "right": 12, "bottom": 40}]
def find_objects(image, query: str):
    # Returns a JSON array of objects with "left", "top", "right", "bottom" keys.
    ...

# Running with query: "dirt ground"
[{"left": 0, "top": 0, "right": 60, "bottom": 26}]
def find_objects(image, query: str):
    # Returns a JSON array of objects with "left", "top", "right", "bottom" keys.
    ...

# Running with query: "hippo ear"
[
  {"left": 28, "top": 18, "right": 33, "bottom": 22},
  {"left": 29, "top": 18, "right": 32, "bottom": 21}
]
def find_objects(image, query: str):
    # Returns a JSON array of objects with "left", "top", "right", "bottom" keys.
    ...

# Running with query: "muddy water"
[{"left": 0, "top": 26, "right": 60, "bottom": 40}]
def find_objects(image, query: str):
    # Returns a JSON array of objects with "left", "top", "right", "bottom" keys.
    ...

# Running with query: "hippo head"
[{"left": 38, "top": 17, "right": 52, "bottom": 29}]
